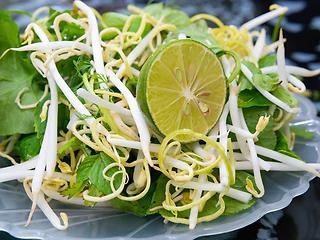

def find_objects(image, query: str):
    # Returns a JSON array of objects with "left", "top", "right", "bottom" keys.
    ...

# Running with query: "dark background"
[{"left": 1, "top": 0, "right": 320, "bottom": 239}]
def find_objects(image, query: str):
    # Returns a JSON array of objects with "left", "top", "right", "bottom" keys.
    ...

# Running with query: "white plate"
[{"left": 0, "top": 94, "right": 319, "bottom": 240}]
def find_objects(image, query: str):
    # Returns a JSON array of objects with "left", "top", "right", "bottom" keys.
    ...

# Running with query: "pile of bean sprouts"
[{"left": 1, "top": 0, "right": 320, "bottom": 231}]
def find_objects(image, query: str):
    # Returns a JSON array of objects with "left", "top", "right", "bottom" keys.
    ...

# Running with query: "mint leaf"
[
  {"left": 258, "top": 54, "right": 277, "bottom": 68},
  {"left": 34, "top": 93, "right": 69, "bottom": 140},
  {"left": 271, "top": 85, "right": 299, "bottom": 106},
  {"left": 252, "top": 73, "right": 278, "bottom": 91},
  {"left": 274, "top": 130, "right": 289, "bottom": 151},
  {"left": 111, "top": 178, "right": 158, "bottom": 216},
  {"left": 147, "top": 174, "right": 172, "bottom": 216},
  {"left": 223, "top": 171, "right": 257, "bottom": 215},
  {"left": 238, "top": 60, "right": 298, "bottom": 109},
  {"left": 238, "top": 89, "right": 273, "bottom": 108},
  {"left": 238, "top": 60, "right": 261, "bottom": 92},
  {"left": 242, "top": 106, "right": 276, "bottom": 150},
  {"left": 76, "top": 154, "right": 98, "bottom": 182},
  {"left": 0, "top": 11, "right": 44, "bottom": 136},
  {"left": 149, "top": 170, "right": 257, "bottom": 218},
  {"left": 84, "top": 184, "right": 103, "bottom": 207},
  {"left": 14, "top": 133, "right": 41, "bottom": 161},
  {"left": 77, "top": 152, "right": 122, "bottom": 195},
  {"left": 277, "top": 149, "right": 302, "bottom": 161}
]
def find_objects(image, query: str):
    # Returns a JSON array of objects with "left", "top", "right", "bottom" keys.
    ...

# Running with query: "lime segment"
[{"left": 137, "top": 39, "right": 226, "bottom": 142}]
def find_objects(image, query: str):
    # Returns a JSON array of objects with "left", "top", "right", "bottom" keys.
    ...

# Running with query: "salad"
[{"left": 0, "top": 0, "right": 319, "bottom": 231}]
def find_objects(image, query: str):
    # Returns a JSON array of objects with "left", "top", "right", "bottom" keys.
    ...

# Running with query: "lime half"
[{"left": 137, "top": 39, "right": 226, "bottom": 142}]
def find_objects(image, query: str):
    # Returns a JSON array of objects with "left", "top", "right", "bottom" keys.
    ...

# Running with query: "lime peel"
[{"left": 137, "top": 39, "right": 227, "bottom": 142}]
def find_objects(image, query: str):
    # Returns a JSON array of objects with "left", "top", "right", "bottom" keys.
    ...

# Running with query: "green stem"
[
  {"left": 100, "top": 107, "right": 133, "bottom": 140},
  {"left": 6, "top": 10, "right": 32, "bottom": 17},
  {"left": 82, "top": 72, "right": 95, "bottom": 94},
  {"left": 222, "top": 50, "right": 241, "bottom": 85},
  {"left": 272, "top": 14, "right": 284, "bottom": 43}
]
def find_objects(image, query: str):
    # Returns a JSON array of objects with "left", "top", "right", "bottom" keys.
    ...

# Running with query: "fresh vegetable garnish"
[
  {"left": 137, "top": 39, "right": 228, "bottom": 142},
  {"left": 0, "top": 0, "right": 320, "bottom": 231}
]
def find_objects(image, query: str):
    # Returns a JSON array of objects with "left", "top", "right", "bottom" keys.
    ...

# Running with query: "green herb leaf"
[
  {"left": 252, "top": 73, "right": 278, "bottom": 91},
  {"left": 277, "top": 149, "right": 302, "bottom": 161},
  {"left": 238, "top": 89, "right": 273, "bottom": 108},
  {"left": 0, "top": 11, "right": 44, "bottom": 136},
  {"left": 164, "top": 20, "right": 221, "bottom": 51},
  {"left": 258, "top": 54, "right": 277, "bottom": 68},
  {"left": 102, "top": 12, "right": 128, "bottom": 31},
  {"left": 290, "top": 126, "right": 315, "bottom": 139},
  {"left": 61, "top": 180, "right": 89, "bottom": 199},
  {"left": 147, "top": 174, "right": 170, "bottom": 216},
  {"left": 45, "top": 9, "right": 85, "bottom": 41},
  {"left": 14, "top": 133, "right": 41, "bottom": 161},
  {"left": 128, "top": 16, "right": 153, "bottom": 39},
  {"left": 34, "top": 93, "right": 69, "bottom": 140},
  {"left": 242, "top": 106, "right": 276, "bottom": 150},
  {"left": 77, "top": 152, "right": 122, "bottom": 195},
  {"left": 125, "top": 76, "right": 138, "bottom": 94},
  {"left": 84, "top": 184, "right": 104, "bottom": 207},
  {"left": 111, "top": 176, "right": 159, "bottom": 216},
  {"left": 57, "top": 136, "right": 82, "bottom": 155},
  {"left": 238, "top": 60, "right": 261, "bottom": 92},
  {"left": 56, "top": 56, "right": 85, "bottom": 94},
  {"left": 148, "top": 169, "right": 257, "bottom": 219},
  {"left": 274, "top": 130, "right": 289, "bottom": 151},
  {"left": 222, "top": 170, "right": 257, "bottom": 215},
  {"left": 271, "top": 85, "right": 299, "bottom": 106},
  {"left": 143, "top": 3, "right": 190, "bottom": 28}
]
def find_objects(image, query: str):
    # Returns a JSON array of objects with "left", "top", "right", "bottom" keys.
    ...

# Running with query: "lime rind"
[{"left": 137, "top": 39, "right": 227, "bottom": 142}]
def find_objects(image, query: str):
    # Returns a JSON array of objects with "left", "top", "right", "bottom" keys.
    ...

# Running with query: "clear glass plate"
[{"left": 0, "top": 94, "right": 319, "bottom": 240}]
